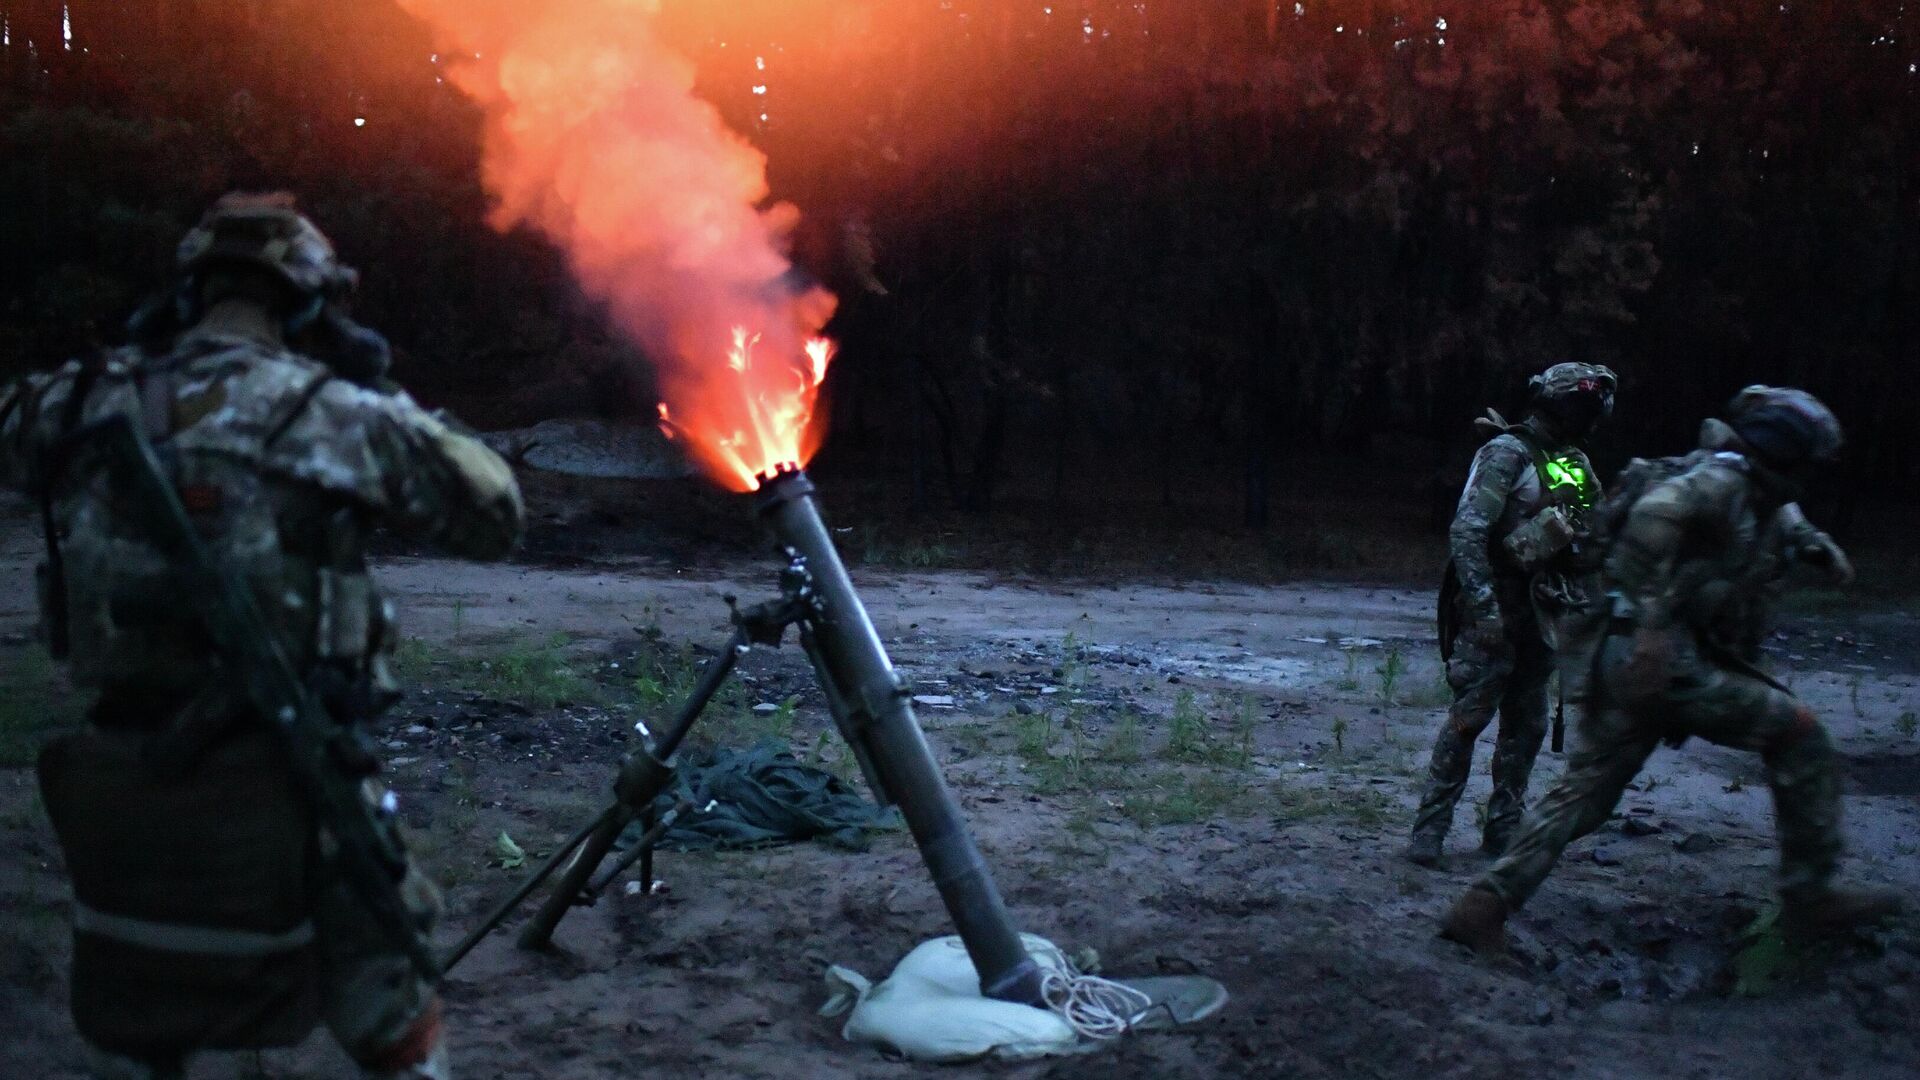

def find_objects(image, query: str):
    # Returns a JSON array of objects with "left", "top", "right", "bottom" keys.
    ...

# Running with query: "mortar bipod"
[{"left": 441, "top": 557, "right": 821, "bottom": 968}]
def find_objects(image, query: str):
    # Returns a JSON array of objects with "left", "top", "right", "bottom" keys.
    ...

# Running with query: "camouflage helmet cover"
[
  {"left": 1723, "top": 385, "right": 1843, "bottom": 465},
  {"left": 175, "top": 192, "right": 358, "bottom": 299},
  {"left": 1529, "top": 362, "right": 1618, "bottom": 400}
]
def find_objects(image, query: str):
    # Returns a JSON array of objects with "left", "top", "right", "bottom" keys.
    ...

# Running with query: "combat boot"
[
  {"left": 1782, "top": 887, "right": 1903, "bottom": 942},
  {"left": 1479, "top": 822, "right": 1514, "bottom": 859},
  {"left": 1439, "top": 887, "right": 1509, "bottom": 958},
  {"left": 1403, "top": 830, "right": 1445, "bottom": 868}
]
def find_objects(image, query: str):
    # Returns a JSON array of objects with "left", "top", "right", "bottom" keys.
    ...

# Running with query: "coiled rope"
[{"left": 1028, "top": 941, "right": 1155, "bottom": 1041}]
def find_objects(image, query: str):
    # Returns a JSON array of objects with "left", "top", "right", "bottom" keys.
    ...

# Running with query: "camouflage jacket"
[
  {"left": 1605, "top": 452, "right": 1830, "bottom": 660},
  {"left": 1449, "top": 420, "right": 1600, "bottom": 619},
  {"left": 0, "top": 329, "right": 525, "bottom": 695}
]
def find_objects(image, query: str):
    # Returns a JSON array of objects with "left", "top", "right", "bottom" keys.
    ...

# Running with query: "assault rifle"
[{"left": 72, "top": 413, "right": 438, "bottom": 980}]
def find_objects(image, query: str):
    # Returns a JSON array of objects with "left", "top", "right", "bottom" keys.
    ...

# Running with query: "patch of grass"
[
  {"left": 0, "top": 644, "right": 82, "bottom": 767},
  {"left": 1331, "top": 715, "right": 1349, "bottom": 756},
  {"left": 1120, "top": 771, "right": 1254, "bottom": 827},
  {"left": 1100, "top": 711, "right": 1146, "bottom": 763},
  {"left": 397, "top": 634, "right": 596, "bottom": 709},
  {"left": 1162, "top": 691, "right": 1258, "bottom": 768},
  {"left": 1897, "top": 711, "right": 1918, "bottom": 739}
]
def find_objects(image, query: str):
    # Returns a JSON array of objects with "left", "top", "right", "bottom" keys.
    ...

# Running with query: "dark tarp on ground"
[{"left": 616, "top": 742, "right": 900, "bottom": 853}]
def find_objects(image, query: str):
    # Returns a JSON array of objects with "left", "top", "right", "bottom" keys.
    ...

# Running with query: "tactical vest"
[
  {"left": 41, "top": 338, "right": 397, "bottom": 699},
  {"left": 1437, "top": 420, "right": 1601, "bottom": 659}
]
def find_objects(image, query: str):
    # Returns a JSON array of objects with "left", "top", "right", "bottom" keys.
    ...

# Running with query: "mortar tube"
[{"left": 755, "top": 468, "right": 1045, "bottom": 1006}]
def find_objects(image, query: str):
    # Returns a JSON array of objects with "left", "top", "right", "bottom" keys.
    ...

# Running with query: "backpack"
[
  {"left": 1435, "top": 414, "right": 1600, "bottom": 661},
  {"left": 1548, "top": 448, "right": 1716, "bottom": 703}
]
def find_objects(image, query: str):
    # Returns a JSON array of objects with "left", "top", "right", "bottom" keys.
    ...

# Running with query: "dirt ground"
[{"left": 2, "top": 485, "right": 1917, "bottom": 1080}]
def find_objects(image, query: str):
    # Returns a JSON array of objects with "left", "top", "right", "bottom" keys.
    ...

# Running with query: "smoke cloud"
[{"left": 397, "top": 0, "right": 838, "bottom": 489}]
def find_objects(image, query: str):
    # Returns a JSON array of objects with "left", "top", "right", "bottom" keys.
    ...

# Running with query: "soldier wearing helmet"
[
  {"left": 1405, "top": 362, "right": 1618, "bottom": 867},
  {"left": 0, "top": 194, "right": 525, "bottom": 1079},
  {"left": 1441, "top": 387, "right": 1900, "bottom": 956}
]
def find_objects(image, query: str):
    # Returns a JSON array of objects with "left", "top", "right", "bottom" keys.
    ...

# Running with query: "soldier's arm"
[
  {"left": 1448, "top": 436, "right": 1528, "bottom": 620},
  {"left": 1776, "top": 502, "right": 1853, "bottom": 585},
  {"left": 366, "top": 392, "right": 526, "bottom": 560},
  {"left": 1577, "top": 448, "right": 1604, "bottom": 502}
]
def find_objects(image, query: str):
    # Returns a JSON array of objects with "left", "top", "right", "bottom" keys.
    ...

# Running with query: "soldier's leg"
[
  {"left": 1408, "top": 635, "right": 1514, "bottom": 860},
  {"left": 1661, "top": 666, "right": 1842, "bottom": 906},
  {"left": 1483, "top": 642, "right": 1552, "bottom": 853},
  {"left": 315, "top": 852, "right": 449, "bottom": 1080},
  {"left": 1476, "top": 703, "right": 1657, "bottom": 911}
]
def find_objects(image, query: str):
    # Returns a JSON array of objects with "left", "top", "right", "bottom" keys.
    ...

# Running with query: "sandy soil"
[{"left": 2, "top": 495, "right": 1917, "bottom": 1079}]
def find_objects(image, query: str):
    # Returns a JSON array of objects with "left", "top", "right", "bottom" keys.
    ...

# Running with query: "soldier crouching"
[{"left": 0, "top": 194, "right": 526, "bottom": 1079}]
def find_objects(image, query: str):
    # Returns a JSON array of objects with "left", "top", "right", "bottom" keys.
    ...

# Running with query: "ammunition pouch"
[
  {"left": 1503, "top": 505, "right": 1578, "bottom": 575},
  {"left": 39, "top": 719, "right": 321, "bottom": 1057}
]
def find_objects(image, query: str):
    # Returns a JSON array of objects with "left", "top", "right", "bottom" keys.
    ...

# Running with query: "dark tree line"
[{"left": 3, "top": 2, "right": 1917, "bottom": 526}]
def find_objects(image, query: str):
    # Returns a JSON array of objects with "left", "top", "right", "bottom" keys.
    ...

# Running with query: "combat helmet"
[
  {"left": 175, "top": 192, "right": 359, "bottom": 301},
  {"left": 1720, "top": 385, "right": 1843, "bottom": 467},
  {"left": 1527, "top": 361, "right": 1617, "bottom": 438},
  {"left": 1529, "top": 362, "right": 1617, "bottom": 414}
]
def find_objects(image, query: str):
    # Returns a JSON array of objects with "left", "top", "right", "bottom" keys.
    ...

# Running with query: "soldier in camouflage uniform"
[
  {"left": 1442, "top": 387, "right": 1901, "bottom": 955},
  {"left": 0, "top": 194, "right": 525, "bottom": 1079},
  {"left": 1406, "top": 363, "right": 1617, "bottom": 866}
]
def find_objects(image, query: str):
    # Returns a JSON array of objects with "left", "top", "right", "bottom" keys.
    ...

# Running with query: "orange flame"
[{"left": 397, "top": 0, "right": 839, "bottom": 492}]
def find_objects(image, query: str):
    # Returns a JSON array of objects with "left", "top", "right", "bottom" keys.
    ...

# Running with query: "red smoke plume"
[{"left": 397, "top": 0, "right": 838, "bottom": 491}]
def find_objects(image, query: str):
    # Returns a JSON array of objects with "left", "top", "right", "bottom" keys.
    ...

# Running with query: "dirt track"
[{"left": 3, "top": 505, "right": 1918, "bottom": 1079}]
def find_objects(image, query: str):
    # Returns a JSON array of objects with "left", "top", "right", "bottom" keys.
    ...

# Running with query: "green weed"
[
  {"left": 1897, "top": 711, "right": 1918, "bottom": 739},
  {"left": 1336, "top": 649, "right": 1360, "bottom": 692},
  {"left": 0, "top": 644, "right": 82, "bottom": 767},
  {"left": 1015, "top": 709, "right": 1056, "bottom": 763},
  {"left": 1164, "top": 690, "right": 1207, "bottom": 761},
  {"left": 1100, "top": 711, "right": 1146, "bottom": 763},
  {"left": 1731, "top": 904, "right": 1796, "bottom": 997},
  {"left": 1331, "top": 715, "right": 1349, "bottom": 756},
  {"left": 1376, "top": 645, "right": 1406, "bottom": 704}
]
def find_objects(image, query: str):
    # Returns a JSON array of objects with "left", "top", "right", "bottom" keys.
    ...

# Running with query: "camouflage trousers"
[
  {"left": 1411, "top": 613, "right": 1553, "bottom": 849},
  {"left": 1478, "top": 634, "right": 1842, "bottom": 910}
]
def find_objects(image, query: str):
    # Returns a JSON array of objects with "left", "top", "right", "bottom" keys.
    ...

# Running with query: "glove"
[{"left": 1799, "top": 533, "right": 1856, "bottom": 587}]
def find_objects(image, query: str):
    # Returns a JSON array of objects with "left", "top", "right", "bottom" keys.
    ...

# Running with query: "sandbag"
[
  {"left": 821, "top": 935, "right": 1082, "bottom": 1062},
  {"left": 820, "top": 933, "right": 1229, "bottom": 1062}
]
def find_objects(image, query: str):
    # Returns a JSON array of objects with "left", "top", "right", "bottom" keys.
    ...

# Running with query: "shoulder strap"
[
  {"left": 39, "top": 357, "right": 110, "bottom": 660},
  {"left": 1500, "top": 426, "right": 1564, "bottom": 502},
  {"left": 261, "top": 369, "right": 336, "bottom": 453}
]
